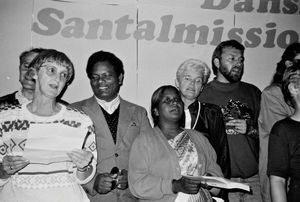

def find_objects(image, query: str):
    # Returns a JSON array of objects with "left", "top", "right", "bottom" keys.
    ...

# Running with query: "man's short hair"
[
  {"left": 176, "top": 58, "right": 211, "bottom": 85},
  {"left": 211, "top": 40, "right": 245, "bottom": 75},
  {"left": 86, "top": 50, "right": 124, "bottom": 78},
  {"left": 19, "top": 48, "right": 45, "bottom": 66}
]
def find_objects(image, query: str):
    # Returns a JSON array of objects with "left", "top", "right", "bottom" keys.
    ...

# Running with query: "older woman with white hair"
[
  {"left": 175, "top": 58, "right": 230, "bottom": 201},
  {"left": 0, "top": 49, "right": 97, "bottom": 202}
]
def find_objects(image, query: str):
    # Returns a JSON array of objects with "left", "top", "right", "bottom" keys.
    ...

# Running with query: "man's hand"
[
  {"left": 226, "top": 119, "right": 247, "bottom": 134},
  {"left": 94, "top": 173, "right": 115, "bottom": 194}
]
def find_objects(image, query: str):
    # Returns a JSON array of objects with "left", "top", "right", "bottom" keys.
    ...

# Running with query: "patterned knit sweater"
[{"left": 0, "top": 102, "right": 97, "bottom": 202}]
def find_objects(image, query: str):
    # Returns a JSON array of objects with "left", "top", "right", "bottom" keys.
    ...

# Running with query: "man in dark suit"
[{"left": 71, "top": 50, "right": 152, "bottom": 202}]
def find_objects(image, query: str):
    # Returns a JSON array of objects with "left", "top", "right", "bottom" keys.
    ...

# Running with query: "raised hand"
[
  {"left": 67, "top": 149, "right": 93, "bottom": 170},
  {"left": 226, "top": 119, "right": 247, "bottom": 134}
]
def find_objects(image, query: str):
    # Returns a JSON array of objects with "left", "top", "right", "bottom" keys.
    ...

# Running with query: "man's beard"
[{"left": 220, "top": 65, "right": 244, "bottom": 83}]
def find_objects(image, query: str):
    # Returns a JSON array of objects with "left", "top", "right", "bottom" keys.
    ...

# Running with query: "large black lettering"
[
  {"left": 85, "top": 19, "right": 113, "bottom": 40},
  {"left": 210, "top": 19, "right": 224, "bottom": 45},
  {"left": 228, "top": 28, "right": 243, "bottom": 43},
  {"left": 115, "top": 15, "right": 133, "bottom": 40},
  {"left": 201, "top": 0, "right": 230, "bottom": 10},
  {"left": 172, "top": 24, "right": 209, "bottom": 44},
  {"left": 32, "top": 8, "right": 63, "bottom": 36},
  {"left": 257, "top": 0, "right": 280, "bottom": 13},
  {"left": 277, "top": 30, "right": 299, "bottom": 48},
  {"left": 263, "top": 22, "right": 276, "bottom": 48},
  {"left": 157, "top": 15, "right": 173, "bottom": 42},
  {"left": 245, "top": 28, "right": 262, "bottom": 47},
  {"left": 134, "top": 20, "right": 156, "bottom": 40},
  {"left": 234, "top": 0, "right": 254, "bottom": 12},
  {"left": 282, "top": 0, "right": 299, "bottom": 14},
  {"left": 61, "top": 18, "right": 85, "bottom": 38}
]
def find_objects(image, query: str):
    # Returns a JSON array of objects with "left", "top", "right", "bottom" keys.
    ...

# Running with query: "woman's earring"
[{"left": 154, "top": 108, "right": 159, "bottom": 116}]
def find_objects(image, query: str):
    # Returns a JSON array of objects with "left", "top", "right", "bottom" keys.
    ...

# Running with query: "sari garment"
[{"left": 168, "top": 130, "right": 213, "bottom": 202}]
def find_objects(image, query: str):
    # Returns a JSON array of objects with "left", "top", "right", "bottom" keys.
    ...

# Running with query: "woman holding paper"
[
  {"left": 0, "top": 49, "right": 97, "bottom": 202},
  {"left": 128, "top": 85, "right": 222, "bottom": 202}
]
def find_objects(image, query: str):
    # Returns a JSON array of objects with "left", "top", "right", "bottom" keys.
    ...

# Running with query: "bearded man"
[{"left": 199, "top": 40, "right": 262, "bottom": 202}]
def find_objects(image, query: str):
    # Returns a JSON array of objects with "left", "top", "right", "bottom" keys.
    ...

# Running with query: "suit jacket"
[{"left": 71, "top": 96, "right": 152, "bottom": 202}]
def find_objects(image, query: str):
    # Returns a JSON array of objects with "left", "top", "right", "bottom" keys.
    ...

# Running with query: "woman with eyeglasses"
[
  {"left": 0, "top": 49, "right": 97, "bottom": 202},
  {"left": 128, "top": 85, "right": 222, "bottom": 202}
]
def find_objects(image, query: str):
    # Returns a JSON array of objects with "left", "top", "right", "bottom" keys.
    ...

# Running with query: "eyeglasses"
[
  {"left": 162, "top": 97, "right": 182, "bottom": 105},
  {"left": 40, "top": 65, "right": 68, "bottom": 81}
]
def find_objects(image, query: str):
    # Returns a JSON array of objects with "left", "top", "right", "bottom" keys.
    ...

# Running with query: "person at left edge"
[
  {"left": 0, "top": 49, "right": 97, "bottom": 202},
  {"left": 71, "top": 50, "right": 152, "bottom": 202}
]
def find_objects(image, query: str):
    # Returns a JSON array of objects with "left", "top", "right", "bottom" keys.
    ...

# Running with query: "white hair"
[{"left": 176, "top": 58, "right": 211, "bottom": 85}]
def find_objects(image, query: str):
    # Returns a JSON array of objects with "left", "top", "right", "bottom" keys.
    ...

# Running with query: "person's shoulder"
[
  {"left": 271, "top": 117, "right": 292, "bottom": 131},
  {"left": 64, "top": 105, "right": 94, "bottom": 125},
  {"left": 133, "top": 126, "right": 156, "bottom": 144},
  {"left": 201, "top": 102, "right": 222, "bottom": 112},
  {"left": 262, "top": 84, "right": 282, "bottom": 96},
  {"left": 202, "top": 80, "right": 214, "bottom": 90},
  {"left": 121, "top": 98, "right": 147, "bottom": 112},
  {"left": 70, "top": 97, "right": 92, "bottom": 109},
  {"left": 0, "top": 103, "right": 22, "bottom": 119},
  {"left": 66, "top": 105, "right": 88, "bottom": 115},
  {"left": 0, "top": 91, "right": 17, "bottom": 100},
  {"left": 240, "top": 81, "right": 261, "bottom": 93},
  {"left": 0, "top": 91, "right": 19, "bottom": 106}
]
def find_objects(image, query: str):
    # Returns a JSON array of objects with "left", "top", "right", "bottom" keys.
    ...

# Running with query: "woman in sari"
[
  {"left": 0, "top": 49, "right": 97, "bottom": 202},
  {"left": 129, "top": 85, "right": 222, "bottom": 202}
]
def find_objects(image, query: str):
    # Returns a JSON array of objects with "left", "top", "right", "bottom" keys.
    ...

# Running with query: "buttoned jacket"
[{"left": 71, "top": 96, "right": 152, "bottom": 202}]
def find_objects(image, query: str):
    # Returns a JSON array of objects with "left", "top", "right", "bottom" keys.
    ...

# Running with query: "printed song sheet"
[
  {"left": 183, "top": 175, "right": 250, "bottom": 192},
  {"left": 23, "top": 123, "right": 87, "bottom": 164}
]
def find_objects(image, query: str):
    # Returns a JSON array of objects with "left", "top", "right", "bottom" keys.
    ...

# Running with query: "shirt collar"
[
  {"left": 15, "top": 88, "right": 30, "bottom": 104},
  {"left": 94, "top": 95, "right": 120, "bottom": 114}
]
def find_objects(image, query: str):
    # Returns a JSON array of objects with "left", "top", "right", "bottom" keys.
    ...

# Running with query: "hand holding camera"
[
  {"left": 110, "top": 167, "right": 128, "bottom": 190},
  {"left": 94, "top": 166, "right": 128, "bottom": 194}
]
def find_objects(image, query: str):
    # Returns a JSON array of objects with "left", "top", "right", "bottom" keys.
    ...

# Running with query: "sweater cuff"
[{"left": 161, "top": 179, "right": 173, "bottom": 195}]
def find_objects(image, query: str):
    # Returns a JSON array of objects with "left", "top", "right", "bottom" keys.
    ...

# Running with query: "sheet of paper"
[
  {"left": 23, "top": 123, "right": 88, "bottom": 164},
  {"left": 183, "top": 175, "right": 250, "bottom": 192}
]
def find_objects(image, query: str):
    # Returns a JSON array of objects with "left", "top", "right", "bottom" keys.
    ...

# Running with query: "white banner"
[{"left": 0, "top": 0, "right": 299, "bottom": 110}]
